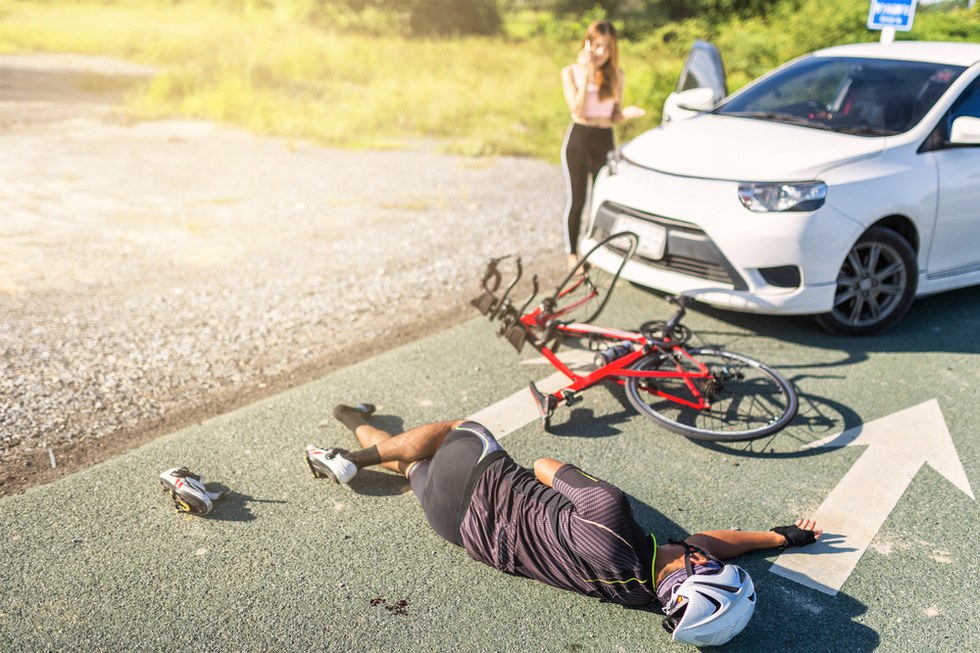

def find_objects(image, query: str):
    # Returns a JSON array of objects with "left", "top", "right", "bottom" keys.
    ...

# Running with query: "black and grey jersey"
[{"left": 459, "top": 458, "right": 657, "bottom": 607}]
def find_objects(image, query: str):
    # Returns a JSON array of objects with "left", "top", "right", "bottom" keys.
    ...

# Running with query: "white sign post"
[{"left": 867, "top": 0, "right": 918, "bottom": 44}]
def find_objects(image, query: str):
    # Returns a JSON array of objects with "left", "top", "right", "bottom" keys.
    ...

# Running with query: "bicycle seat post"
[{"left": 663, "top": 296, "right": 687, "bottom": 340}]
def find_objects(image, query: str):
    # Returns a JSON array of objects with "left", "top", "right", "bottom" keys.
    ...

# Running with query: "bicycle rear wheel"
[
  {"left": 547, "top": 232, "right": 638, "bottom": 324},
  {"left": 625, "top": 348, "right": 798, "bottom": 442}
]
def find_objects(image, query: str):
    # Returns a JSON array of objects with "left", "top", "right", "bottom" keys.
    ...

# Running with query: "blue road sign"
[{"left": 867, "top": 0, "right": 918, "bottom": 31}]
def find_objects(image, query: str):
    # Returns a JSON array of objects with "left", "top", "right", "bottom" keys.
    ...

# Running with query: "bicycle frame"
[
  {"left": 524, "top": 317, "right": 717, "bottom": 412},
  {"left": 471, "top": 256, "right": 717, "bottom": 413},
  {"left": 473, "top": 235, "right": 798, "bottom": 440}
]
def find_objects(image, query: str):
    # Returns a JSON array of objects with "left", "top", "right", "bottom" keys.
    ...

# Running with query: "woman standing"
[{"left": 560, "top": 20, "right": 644, "bottom": 268}]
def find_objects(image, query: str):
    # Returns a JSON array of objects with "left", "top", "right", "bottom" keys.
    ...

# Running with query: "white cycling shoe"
[
  {"left": 159, "top": 467, "right": 226, "bottom": 515},
  {"left": 305, "top": 445, "right": 358, "bottom": 484}
]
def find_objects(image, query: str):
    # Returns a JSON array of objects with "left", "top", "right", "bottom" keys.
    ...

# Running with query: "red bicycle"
[{"left": 472, "top": 232, "right": 799, "bottom": 442}]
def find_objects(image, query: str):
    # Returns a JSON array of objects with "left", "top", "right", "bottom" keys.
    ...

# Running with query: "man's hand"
[{"left": 772, "top": 518, "right": 823, "bottom": 548}]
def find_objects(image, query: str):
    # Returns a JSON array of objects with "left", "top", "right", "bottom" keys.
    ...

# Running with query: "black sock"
[
  {"left": 345, "top": 445, "right": 381, "bottom": 469},
  {"left": 333, "top": 403, "right": 375, "bottom": 433}
]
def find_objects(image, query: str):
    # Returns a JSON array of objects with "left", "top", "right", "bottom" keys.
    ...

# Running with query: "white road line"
[
  {"left": 465, "top": 349, "right": 594, "bottom": 439},
  {"left": 770, "top": 399, "right": 974, "bottom": 595}
]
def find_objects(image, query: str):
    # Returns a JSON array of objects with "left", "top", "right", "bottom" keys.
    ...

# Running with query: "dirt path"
[{"left": 0, "top": 54, "right": 566, "bottom": 496}]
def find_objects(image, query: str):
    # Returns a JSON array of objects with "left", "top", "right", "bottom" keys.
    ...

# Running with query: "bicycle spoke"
[{"left": 626, "top": 349, "right": 797, "bottom": 441}]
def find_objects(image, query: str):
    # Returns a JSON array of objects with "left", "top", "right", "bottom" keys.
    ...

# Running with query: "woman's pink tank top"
[{"left": 573, "top": 65, "right": 616, "bottom": 119}]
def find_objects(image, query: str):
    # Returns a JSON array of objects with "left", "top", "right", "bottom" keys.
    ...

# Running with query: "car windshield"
[{"left": 716, "top": 56, "right": 966, "bottom": 136}]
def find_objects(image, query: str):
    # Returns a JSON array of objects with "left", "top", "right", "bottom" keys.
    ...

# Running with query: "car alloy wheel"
[{"left": 815, "top": 227, "right": 918, "bottom": 336}]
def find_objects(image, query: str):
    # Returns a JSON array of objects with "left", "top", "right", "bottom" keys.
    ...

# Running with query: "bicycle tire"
[
  {"left": 625, "top": 348, "right": 798, "bottom": 442},
  {"left": 547, "top": 232, "right": 638, "bottom": 325}
]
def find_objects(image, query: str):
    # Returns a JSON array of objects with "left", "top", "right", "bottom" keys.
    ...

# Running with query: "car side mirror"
[
  {"left": 949, "top": 116, "right": 980, "bottom": 145},
  {"left": 674, "top": 87, "right": 717, "bottom": 112}
]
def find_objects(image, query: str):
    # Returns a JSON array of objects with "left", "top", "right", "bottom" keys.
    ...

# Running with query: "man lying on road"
[{"left": 305, "top": 405, "right": 822, "bottom": 647}]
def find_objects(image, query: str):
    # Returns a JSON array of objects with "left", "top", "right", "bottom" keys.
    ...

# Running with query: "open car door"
[{"left": 662, "top": 40, "right": 727, "bottom": 124}]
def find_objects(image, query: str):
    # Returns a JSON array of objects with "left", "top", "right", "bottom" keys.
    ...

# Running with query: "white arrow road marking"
[
  {"left": 465, "top": 349, "right": 595, "bottom": 439},
  {"left": 770, "top": 399, "right": 974, "bottom": 595}
]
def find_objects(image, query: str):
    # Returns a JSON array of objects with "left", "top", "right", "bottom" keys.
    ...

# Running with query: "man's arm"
[{"left": 685, "top": 518, "right": 822, "bottom": 560}]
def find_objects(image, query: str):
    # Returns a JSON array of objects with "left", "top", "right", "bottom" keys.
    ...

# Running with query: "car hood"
[{"left": 622, "top": 114, "right": 886, "bottom": 181}]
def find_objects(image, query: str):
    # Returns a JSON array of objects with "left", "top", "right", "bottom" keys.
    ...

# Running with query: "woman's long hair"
[{"left": 585, "top": 20, "right": 620, "bottom": 102}]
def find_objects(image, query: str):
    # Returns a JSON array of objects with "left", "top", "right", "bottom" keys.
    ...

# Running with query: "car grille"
[{"left": 591, "top": 202, "right": 746, "bottom": 289}]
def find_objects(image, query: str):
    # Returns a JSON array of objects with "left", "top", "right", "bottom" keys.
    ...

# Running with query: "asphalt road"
[
  {"left": 2, "top": 282, "right": 978, "bottom": 652},
  {"left": 0, "top": 53, "right": 566, "bottom": 496}
]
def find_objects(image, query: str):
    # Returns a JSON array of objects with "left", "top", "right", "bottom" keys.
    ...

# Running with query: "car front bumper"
[{"left": 584, "top": 163, "right": 863, "bottom": 315}]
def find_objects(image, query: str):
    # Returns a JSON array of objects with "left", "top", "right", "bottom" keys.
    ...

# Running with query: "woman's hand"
[{"left": 576, "top": 40, "right": 593, "bottom": 67}]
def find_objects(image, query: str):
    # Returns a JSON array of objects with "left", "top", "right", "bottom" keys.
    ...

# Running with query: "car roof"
[{"left": 812, "top": 41, "right": 980, "bottom": 67}]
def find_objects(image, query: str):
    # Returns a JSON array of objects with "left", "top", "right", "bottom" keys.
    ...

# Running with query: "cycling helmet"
[{"left": 659, "top": 542, "right": 756, "bottom": 647}]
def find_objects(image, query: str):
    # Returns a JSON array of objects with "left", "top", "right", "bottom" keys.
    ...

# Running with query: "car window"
[
  {"left": 949, "top": 76, "right": 980, "bottom": 121},
  {"left": 919, "top": 76, "right": 980, "bottom": 152},
  {"left": 717, "top": 57, "right": 966, "bottom": 136},
  {"left": 678, "top": 41, "right": 727, "bottom": 101},
  {"left": 738, "top": 60, "right": 851, "bottom": 113}
]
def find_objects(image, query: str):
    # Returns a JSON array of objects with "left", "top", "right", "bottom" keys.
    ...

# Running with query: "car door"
[
  {"left": 927, "top": 75, "right": 980, "bottom": 276},
  {"left": 662, "top": 40, "right": 727, "bottom": 124}
]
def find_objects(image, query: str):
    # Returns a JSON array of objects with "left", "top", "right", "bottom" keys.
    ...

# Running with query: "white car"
[{"left": 584, "top": 40, "right": 980, "bottom": 335}]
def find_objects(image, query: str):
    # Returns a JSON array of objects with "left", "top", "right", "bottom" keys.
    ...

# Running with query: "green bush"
[
  {"left": 2, "top": 0, "right": 978, "bottom": 161},
  {"left": 405, "top": 0, "right": 501, "bottom": 36}
]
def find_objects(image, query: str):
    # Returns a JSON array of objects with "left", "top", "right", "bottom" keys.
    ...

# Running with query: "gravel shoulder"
[{"left": 0, "top": 54, "right": 566, "bottom": 496}]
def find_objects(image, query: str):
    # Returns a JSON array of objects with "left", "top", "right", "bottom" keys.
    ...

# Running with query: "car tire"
[{"left": 815, "top": 227, "right": 918, "bottom": 336}]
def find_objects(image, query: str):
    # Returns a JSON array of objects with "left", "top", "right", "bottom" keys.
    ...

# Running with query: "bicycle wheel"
[
  {"left": 546, "top": 232, "right": 638, "bottom": 324},
  {"left": 625, "top": 348, "right": 798, "bottom": 442}
]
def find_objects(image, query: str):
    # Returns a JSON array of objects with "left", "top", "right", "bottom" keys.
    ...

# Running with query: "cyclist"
[{"left": 306, "top": 404, "right": 822, "bottom": 647}]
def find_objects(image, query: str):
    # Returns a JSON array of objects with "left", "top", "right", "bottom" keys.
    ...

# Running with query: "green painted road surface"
[{"left": 2, "top": 284, "right": 978, "bottom": 652}]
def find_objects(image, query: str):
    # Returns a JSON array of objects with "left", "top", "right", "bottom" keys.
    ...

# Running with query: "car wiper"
[
  {"left": 832, "top": 125, "right": 898, "bottom": 136},
  {"left": 724, "top": 111, "right": 833, "bottom": 130}
]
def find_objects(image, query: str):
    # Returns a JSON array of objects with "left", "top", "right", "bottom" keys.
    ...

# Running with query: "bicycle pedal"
[
  {"left": 561, "top": 390, "right": 582, "bottom": 407},
  {"left": 528, "top": 381, "right": 555, "bottom": 432}
]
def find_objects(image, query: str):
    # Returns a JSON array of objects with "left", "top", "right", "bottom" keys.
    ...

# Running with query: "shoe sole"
[
  {"left": 160, "top": 484, "right": 201, "bottom": 513},
  {"left": 305, "top": 454, "right": 341, "bottom": 483}
]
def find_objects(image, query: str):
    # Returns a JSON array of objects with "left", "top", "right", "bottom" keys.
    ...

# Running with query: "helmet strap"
[{"left": 668, "top": 539, "right": 723, "bottom": 576}]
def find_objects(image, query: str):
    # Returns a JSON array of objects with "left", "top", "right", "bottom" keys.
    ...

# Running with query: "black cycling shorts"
[{"left": 408, "top": 421, "right": 506, "bottom": 546}]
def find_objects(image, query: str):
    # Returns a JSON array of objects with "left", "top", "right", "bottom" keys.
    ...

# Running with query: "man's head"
[{"left": 656, "top": 543, "right": 756, "bottom": 647}]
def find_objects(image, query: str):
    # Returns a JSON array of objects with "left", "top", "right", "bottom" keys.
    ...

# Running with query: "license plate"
[{"left": 615, "top": 218, "right": 667, "bottom": 260}]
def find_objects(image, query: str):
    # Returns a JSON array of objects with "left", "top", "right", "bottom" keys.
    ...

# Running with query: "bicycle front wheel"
[
  {"left": 625, "top": 349, "right": 798, "bottom": 442},
  {"left": 548, "top": 232, "right": 638, "bottom": 325}
]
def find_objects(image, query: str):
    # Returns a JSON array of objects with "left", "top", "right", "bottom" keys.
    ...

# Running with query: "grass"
[{"left": 1, "top": 0, "right": 978, "bottom": 162}]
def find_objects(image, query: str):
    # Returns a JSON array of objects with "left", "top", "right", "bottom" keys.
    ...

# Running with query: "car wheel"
[{"left": 815, "top": 227, "right": 918, "bottom": 336}]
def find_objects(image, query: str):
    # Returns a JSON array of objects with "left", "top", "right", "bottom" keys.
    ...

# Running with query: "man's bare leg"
[
  {"left": 333, "top": 404, "right": 460, "bottom": 475},
  {"left": 361, "top": 420, "right": 460, "bottom": 475}
]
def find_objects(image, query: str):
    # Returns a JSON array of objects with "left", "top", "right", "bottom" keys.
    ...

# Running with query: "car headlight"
[{"left": 737, "top": 181, "right": 827, "bottom": 212}]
